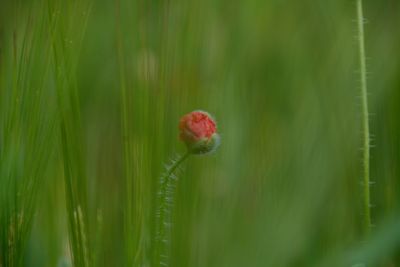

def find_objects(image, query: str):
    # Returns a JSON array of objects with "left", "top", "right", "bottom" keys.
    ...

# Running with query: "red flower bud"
[{"left": 179, "top": 110, "right": 220, "bottom": 154}]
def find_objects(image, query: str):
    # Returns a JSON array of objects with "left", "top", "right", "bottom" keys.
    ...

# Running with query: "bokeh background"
[{"left": 0, "top": 0, "right": 399, "bottom": 266}]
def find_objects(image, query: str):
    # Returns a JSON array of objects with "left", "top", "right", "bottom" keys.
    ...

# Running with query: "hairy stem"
[
  {"left": 154, "top": 152, "right": 190, "bottom": 267},
  {"left": 356, "top": 0, "right": 371, "bottom": 236}
]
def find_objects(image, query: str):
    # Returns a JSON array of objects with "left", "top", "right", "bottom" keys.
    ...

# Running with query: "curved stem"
[
  {"left": 356, "top": 0, "right": 371, "bottom": 236},
  {"left": 154, "top": 152, "right": 190, "bottom": 267},
  {"left": 165, "top": 152, "right": 190, "bottom": 179}
]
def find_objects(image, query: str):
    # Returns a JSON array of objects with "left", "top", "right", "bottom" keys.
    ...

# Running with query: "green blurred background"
[{"left": 0, "top": 0, "right": 399, "bottom": 266}]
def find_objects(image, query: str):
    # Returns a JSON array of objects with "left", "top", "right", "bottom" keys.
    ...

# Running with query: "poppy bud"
[{"left": 179, "top": 110, "right": 220, "bottom": 155}]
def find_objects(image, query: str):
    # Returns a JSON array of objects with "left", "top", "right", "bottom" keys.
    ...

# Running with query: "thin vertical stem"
[
  {"left": 154, "top": 152, "right": 190, "bottom": 267},
  {"left": 356, "top": 0, "right": 371, "bottom": 236}
]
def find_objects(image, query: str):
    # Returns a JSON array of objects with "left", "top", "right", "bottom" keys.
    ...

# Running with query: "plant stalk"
[
  {"left": 356, "top": 0, "right": 372, "bottom": 237},
  {"left": 154, "top": 152, "right": 190, "bottom": 267}
]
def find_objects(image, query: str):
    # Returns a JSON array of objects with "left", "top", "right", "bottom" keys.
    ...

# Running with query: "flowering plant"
[
  {"left": 179, "top": 110, "right": 220, "bottom": 155},
  {"left": 153, "top": 110, "right": 220, "bottom": 267}
]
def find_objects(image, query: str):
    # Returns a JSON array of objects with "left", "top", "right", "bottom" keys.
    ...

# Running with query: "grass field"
[{"left": 0, "top": 0, "right": 399, "bottom": 266}]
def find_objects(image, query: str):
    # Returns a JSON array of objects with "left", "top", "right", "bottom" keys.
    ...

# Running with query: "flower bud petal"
[{"left": 179, "top": 111, "right": 220, "bottom": 155}]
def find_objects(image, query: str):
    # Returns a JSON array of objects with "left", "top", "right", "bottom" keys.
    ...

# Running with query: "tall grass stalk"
[
  {"left": 0, "top": 2, "right": 56, "bottom": 265},
  {"left": 115, "top": 0, "right": 147, "bottom": 265},
  {"left": 48, "top": 0, "right": 92, "bottom": 265},
  {"left": 356, "top": 0, "right": 372, "bottom": 237}
]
